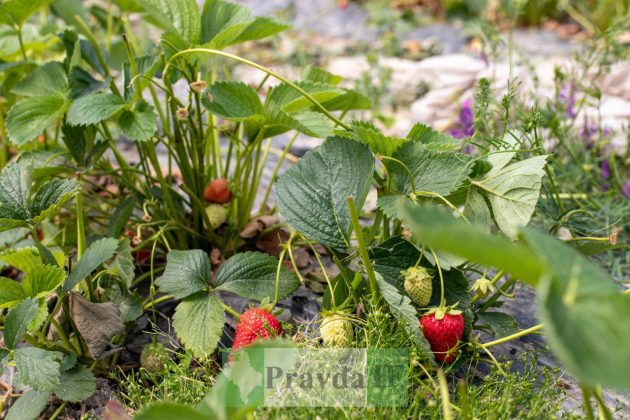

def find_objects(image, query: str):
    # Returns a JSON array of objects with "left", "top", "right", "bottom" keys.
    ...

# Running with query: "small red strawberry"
[
  {"left": 232, "top": 308, "right": 282, "bottom": 351},
  {"left": 204, "top": 178, "right": 232, "bottom": 204},
  {"left": 420, "top": 312, "right": 464, "bottom": 363}
]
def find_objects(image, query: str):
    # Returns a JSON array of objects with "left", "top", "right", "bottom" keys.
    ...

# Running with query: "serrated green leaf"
[
  {"left": 5, "top": 389, "right": 50, "bottom": 420},
  {"left": 0, "top": 247, "right": 41, "bottom": 272},
  {"left": 156, "top": 250, "right": 211, "bottom": 299},
  {"left": 428, "top": 269, "right": 471, "bottom": 311},
  {"left": 463, "top": 188, "right": 491, "bottom": 233},
  {"left": 173, "top": 293, "right": 224, "bottom": 357},
  {"left": 55, "top": 364, "right": 96, "bottom": 402},
  {"left": 203, "top": 81, "right": 263, "bottom": 121},
  {"left": 139, "top": 0, "right": 200, "bottom": 44},
  {"left": 4, "top": 297, "right": 40, "bottom": 348},
  {"left": 0, "top": 160, "right": 31, "bottom": 218},
  {"left": 388, "top": 142, "right": 472, "bottom": 196},
  {"left": 22, "top": 264, "right": 66, "bottom": 298},
  {"left": 374, "top": 273, "right": 431, "bottom": 357},
  {"left": 291, "top": 111, "right": 333, "bottom": 138},
  {"left": 349, "top": 121, "right": 407, "bottom": 157},
  {"left": 0, "top": 277, "right": 26, "bottom": 308},
  {"left": 27, "top": 298, "right": 48, "bottom": 332},
  {"left": 63, "top": 237, "right": 119, "bottom": 291},
  {"left": 319, "top": 90, "right": 371, "bottom": 111},
  {"left": 7, "top": 95, "right": 68, "bottom": 145},
  {"left": 276, "top": 137, "right": 374, "bottom": 249},
  {"left": 377, "top": 194, "right": 412, "bottom": 221},
  {"left": 302, "top": 66, "right": 343, "bottom": 85},
  {"left": 233, "top": 16, "right": 289, "bottom": 45},
  {"left": 0, "top": 348, "right": 9, "bottom": 374},
  {"left": 119, "top": 100, "right": 157, "bottom": 141},
  {"left": 472, "top": 155, "right": 547, "bottom": 239},
  {"left": 105, "top": 281, "right": 143, "bottom": 323},
  {"left": 30, "top": 178, "right": 80, "bottom": 223},
  {"left": 200, "top": 0, "right": 251, "bottom": 48},
  {"left": 12, "top": 62, "right": 68, "bottom": 97},
  {"left": 14, "top": 347, "right": 62, "bottom": 391},
  {"left": 407, "top": 123, "right": 460, "bottom": 151},
  {"left": 214, "top": 252, "right": 298, "bottom": 301},
  {"left": 66, "top": 93, "right": 126, "bottom": 126}
]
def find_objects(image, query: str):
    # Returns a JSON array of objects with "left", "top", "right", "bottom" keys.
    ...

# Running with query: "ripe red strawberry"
[
  {"left": 204, "top": 178, "right": 232, "bottom": 204},
  {"left": 420, "top": 313, "right": 464, "bottom": 363},
  {"left": 232, "top": 308, "right": 282, "bottom": 351}
]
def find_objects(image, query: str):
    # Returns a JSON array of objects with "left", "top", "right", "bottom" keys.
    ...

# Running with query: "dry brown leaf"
[
  {"left": 240, "top": 215, "right": 280, "bottom": 239},
  {"left": 69, "top": 292, "right": 124, "bottom": 358},
  {"left": 255, "top": 228, "right": 289, "bottom": 256}
]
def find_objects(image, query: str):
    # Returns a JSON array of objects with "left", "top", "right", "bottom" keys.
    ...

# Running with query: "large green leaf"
[
  {"left": 7, "top": 95, "right": 68, "bottom": 145},
  {"left": 521, "top": 229, "right": 630, "bottom": 390},
  {"left": 232, "top": 16, "right": 289, "bottom": 45},
  {"left": 63, "top": 238, "right": 119, "bottom": 291},
  {"left": 156, "top": 250, "right": 211, "bottom": 299},
  {"left": 214, "top": 252, "right": 298, "bottom": 301},
  {"left": 469, "top": 155, "right": 547, "bottom": 239},
  {"left": 5, "top": 390, "right": 50, "bottom": 420},
  {"left": 12, "top": 62, "right": 68, "bottom": 97},
  {"left": 0, "top": 0, "right": 54, "bottom": 26},
  {"left": 4, "top": 297, "right": 40, "bottom": 348},
  {"left": 173, "top": 293, "right": 224, "bottom": 357},
  {"left": 66, "top": 93, "right": 126, "bottom": 126},
  {"left": 203, "top": 81, "right": 263, "bottom": 122},
  {"left": 14, "top": 347, "right": 62, "bottom": 392},
  {"left": 139, "top": 0, "right": 200, "bottom": 44},
  {"left": 275, "top": 137, "right": 374, "bottom": 248},
  {"left": 30, "top": 178, "right": 80, "bottom": 223},
  {"left": 119, "top": 99, "right": 157, "bottom": 142},
  {"left": 388, "top": 142, "right": 472, "bottom": 196},
  {"left": 55, "top": 364, "right": 96, "bottom": 402},
  {"left": 22, "top": 264, "right": 66, "bottom": 297},
  {"left": 0, "top": 277, "right": 26, "bottom": 308},
  {"left": 69, "top": 67, "right": 110, "bottom": 99},
  {"left": 0, "top": 247, "right": 42, "bottom": 272}
]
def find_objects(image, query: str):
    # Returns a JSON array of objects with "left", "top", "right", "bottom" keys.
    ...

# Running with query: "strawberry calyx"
[{"left": 423, "top": 302, "right": 462, "bottom": 320}]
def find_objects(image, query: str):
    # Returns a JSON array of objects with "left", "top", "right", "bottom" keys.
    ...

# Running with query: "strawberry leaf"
[
  {"left": 214, "top": 252, "right": 298, "bottom": 301},
  {"left": 173, "top": 292, "right": 224, "bottom": 357},
  {"left": 156, "top": 250, "right": 212, "bottom": 300},
  {"left": 276, "top": 137, "right": 374, "bottom": 249}
]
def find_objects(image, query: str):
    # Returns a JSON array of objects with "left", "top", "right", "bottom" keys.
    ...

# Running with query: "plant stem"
[
  {"left": 143, "top": 294, "right": 173, "bottom": 310},
  {"left": 581, "top": 384, "right": 596, "bottom": 420},
  {"left": 76, "top": 173, "right": 86, "bottom": 258},
  {"left": 16, "top": 25, "right": 27, "bottom": 61},
  {"left": 481, "top": 323, "right": 544, "bottom": 348},
  {"left": 163, "top": 48, "right": 351, "bottom": 130},
  {"left": 220, "top": 300, "right": 241, "bottom": 320},
  {"left": 378, "top": 155, "right": 416, "bottom": 193},
  {"left": 49, "top": 402, "right": 67, "bottom": 420},
  {"left": 429, "top": 248, "right": 446, "bottom": 309},
  {"left": 347, "top": 196, "right": 377, "bottom": 294}
]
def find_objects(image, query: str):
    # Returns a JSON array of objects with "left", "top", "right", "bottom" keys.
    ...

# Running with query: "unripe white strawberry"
[
  {"left": 319, "top": 314, "right": 353, "bottom": 347},
  {"left": 205, "top": 204, "right": 228, "bottom": 229},
  {"left": 402, "top": 266, "right": 433, "bottom": 307}
]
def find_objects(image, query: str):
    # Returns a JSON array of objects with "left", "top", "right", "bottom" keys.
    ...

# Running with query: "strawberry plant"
[{"left": 0, "top": 0, "right": 628, "bottom": 418}]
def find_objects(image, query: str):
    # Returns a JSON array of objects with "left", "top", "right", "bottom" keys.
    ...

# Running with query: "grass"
[{"left": 114, "top": 299, "right": 572, "bottom": 418}]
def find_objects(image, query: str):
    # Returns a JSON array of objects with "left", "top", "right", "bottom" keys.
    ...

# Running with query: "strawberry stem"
[
  {"left": 430, "top": 248, "right": 446, "bottom": 310},
  {"left": 480, "top": 323, "right": 544, "bottom": 348},
  {"left": 347, "top": 196, "right": 378, "bottom": 295}
]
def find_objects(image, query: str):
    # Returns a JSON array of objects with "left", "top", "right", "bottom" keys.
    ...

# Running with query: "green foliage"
[
  {"left": 63, "top": 237, "right": 119, "bottom": 291},
  {"left": 5, "top": 390, "right": 50, "bottom": 420},
  {"left": 214, "top": 252, "right": 298, "bottom": 301},
  {"left": 4, "top": 297, "right": 40, "bottom": 348},
  {"left": 155, "top": 249, "right": 212, "bottom": 299},
  {"left": 66, "top": 92, "right": 127, "bottom": 126},
  {"left": 6, "top": 95, "right": 68, "bottom": 145},
  {"left": 14, "top": 347, "right": 63, "bottom": 392},
  {"left": 275, "top": 137, "right": 375, "bottom": 249},
  {"left": 172, "top": 293, "right": 225, "bottom": 357}
]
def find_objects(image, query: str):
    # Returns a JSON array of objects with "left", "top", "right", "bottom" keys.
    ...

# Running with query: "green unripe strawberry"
[
  {"left": 140, "top": 342, "right": 170, "bottom": 372},
  {"left": 319, "top": 314, "right": 353, "bottom": 347},
  {"left": 402, "top": 266, "right": 433, "bottom": 307},
  {"left": 205, "top": 204, "right": 228, "bottom": 229}
]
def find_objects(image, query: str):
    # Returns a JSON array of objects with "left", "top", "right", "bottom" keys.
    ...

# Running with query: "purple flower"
[
  {"left": 600, "top": 160, "right": 610, "bottom": 179},
  {"left": 451, "top": 99, "right": 474, "bottom": 140},
  {"left": 558, "top": 81, "right": 577, "bottom": 118},
  {"left": 621, "top": 180, "right": 630, "bottom": 198},
  {"left": 580, "top": 123, "right": 611, "bottom": 149}
]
